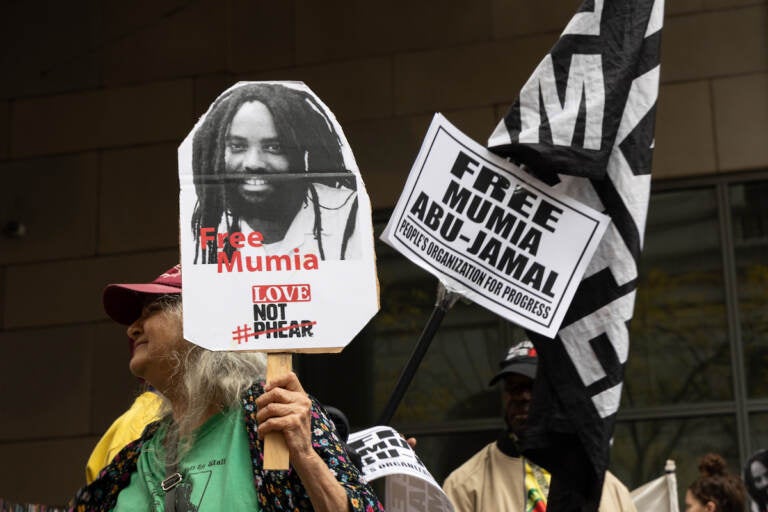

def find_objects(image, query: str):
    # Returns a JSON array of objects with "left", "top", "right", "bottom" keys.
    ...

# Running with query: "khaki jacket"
[{"left": 443, "top": 442, "right": 637, "bottom": 512}]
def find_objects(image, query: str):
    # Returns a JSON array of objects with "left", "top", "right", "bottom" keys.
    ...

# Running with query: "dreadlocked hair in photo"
[{"left": 190, "top": 82, "right": 357, "bottom": 264}]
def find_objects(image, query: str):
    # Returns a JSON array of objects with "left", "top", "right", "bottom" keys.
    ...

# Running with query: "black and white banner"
[{"left": 487, "top": 0, "right": 664, "bottom": 509}]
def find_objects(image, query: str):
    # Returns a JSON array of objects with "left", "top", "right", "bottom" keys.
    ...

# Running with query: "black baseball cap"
[{"left": 489, "top": 340, "right": 538, "bottom": 386}]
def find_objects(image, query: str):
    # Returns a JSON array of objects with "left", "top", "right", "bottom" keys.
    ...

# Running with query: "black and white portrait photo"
[
  {"left": 189, "top": 82, "right": 360, "bottom": 264},
  {"left": 178, "top": 81, "right": 379, "bottom": 352},
  {"left": 746, "top": 449, "right": 768, "bottom": 512}
]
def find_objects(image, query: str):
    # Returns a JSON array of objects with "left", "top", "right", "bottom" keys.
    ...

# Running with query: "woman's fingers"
[
  {"left": 257, "top": 403, "right": 313, "bottom": 457},
  {"left": 256, "top": 399, "right": 310, "bottom": 425},
  {"left": 264, "top": 371, "right": 305, "bottom": 394},
  {"left": 257, "top": 410, "right": 306, "bottom": 437},
  {"left": 256, "top": 386, "right": 307, "bottom": 409},
  {"left": 257, "top": 373, "right": 314, "bottom": 457}
]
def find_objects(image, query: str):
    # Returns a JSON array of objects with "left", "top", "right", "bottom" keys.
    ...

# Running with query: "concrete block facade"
[{"left": 0, "top": 0, "right": 765, "bottom": 505}]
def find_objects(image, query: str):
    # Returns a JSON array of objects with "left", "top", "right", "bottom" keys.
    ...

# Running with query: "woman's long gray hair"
[{"left": 153, "top": 295, "right": 266, "bottom": 461}]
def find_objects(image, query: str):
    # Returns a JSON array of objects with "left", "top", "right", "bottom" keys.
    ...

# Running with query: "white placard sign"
[
  {"left": 178, "top": 81, "right": 379, "bottom": 351},
  {"left": 381, "top": 114, "right": 609, "bottom": 337},
  {"left": 347, "top": 426, "right": 454, "bottom": 512}
]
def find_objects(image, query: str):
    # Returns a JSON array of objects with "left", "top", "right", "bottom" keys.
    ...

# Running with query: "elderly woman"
[
  {"left": 71, "top": 264, "right": 383, "bottom": 512},
  {"left": 685, "top": 453, "right": 746, "bottom": 512}
]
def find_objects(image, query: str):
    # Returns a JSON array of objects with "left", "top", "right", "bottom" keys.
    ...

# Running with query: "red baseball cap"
[{"left": 103, "top": 264, "right": 182, "bottom": 325}]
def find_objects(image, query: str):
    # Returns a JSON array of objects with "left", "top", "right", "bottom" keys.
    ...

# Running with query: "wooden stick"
[{"left": 263, "top": 352, "right": 292, "bottom": 470}]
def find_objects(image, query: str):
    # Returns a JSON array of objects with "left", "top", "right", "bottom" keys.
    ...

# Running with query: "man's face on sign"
[
  {"left": 752, "top": 460, "right": 768, "bottom": 493},
  {"left": 502, "top": 373, "right": 533, "bottom": 435},
  {"left": 224, "top": 100, "right": 304, "bottom": 220}
]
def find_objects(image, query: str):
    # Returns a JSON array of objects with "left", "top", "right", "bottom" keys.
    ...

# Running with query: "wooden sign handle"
[{"left": 263, "top": 352, "right": 292, "bottom": 470}]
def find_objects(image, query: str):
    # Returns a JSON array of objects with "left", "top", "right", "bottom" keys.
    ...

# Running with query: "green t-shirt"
[{"left": 113, "top": 407, "right": 259, "bottom": 511}]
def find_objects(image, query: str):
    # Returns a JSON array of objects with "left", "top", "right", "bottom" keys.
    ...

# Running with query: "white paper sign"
[
  {"left": 347, "top": 426, "right": 454, "bottom": 512},
  {"left": 178, "top": 81, "right": 379, "bottom": 351},
  {"left": 381, "top": 114, "right": 609, "bottom": 337}
]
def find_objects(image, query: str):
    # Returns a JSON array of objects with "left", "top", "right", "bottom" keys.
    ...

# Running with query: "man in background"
[{"left": 443, "top": 340, "right": 636, "bottom": 512}]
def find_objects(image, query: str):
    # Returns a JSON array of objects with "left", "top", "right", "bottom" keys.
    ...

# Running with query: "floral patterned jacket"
[{"left": 69, "top": 384, "right": 384, "bottom": 512}]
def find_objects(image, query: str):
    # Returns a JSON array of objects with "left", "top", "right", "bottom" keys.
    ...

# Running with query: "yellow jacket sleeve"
[{"left": 85, "top": 391, "right": 163, "bottom": 484}]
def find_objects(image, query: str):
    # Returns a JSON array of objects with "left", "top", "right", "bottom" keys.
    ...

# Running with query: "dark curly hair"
[
  {"left": 688, "top": 453, "right": 746, "bottom": 512},
  {"left": 191, "top": 82, "right": 356, "bottom": 263}
]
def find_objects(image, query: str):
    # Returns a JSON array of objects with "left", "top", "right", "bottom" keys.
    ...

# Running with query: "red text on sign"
[
  {"left": 252, "top": 284, "right": 312, "bottom": 303},
  {"left": 199, "top": 227, "right": 264, "bottom": 249}
]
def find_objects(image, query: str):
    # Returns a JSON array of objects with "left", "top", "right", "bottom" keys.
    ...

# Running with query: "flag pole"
[{"left": 378, "top": 281, "right": 460, "bottom": 425}]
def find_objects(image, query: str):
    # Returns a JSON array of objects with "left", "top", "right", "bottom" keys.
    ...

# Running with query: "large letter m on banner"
[{"left": 518, "top": 54, "right": 605, "bottom": 150}]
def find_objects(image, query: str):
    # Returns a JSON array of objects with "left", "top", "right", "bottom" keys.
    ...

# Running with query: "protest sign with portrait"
[{"left": 178, "top": 81, "right": 379, "bottom": 352}]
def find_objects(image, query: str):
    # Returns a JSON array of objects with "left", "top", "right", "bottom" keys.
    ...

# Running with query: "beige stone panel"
[
  {"left": 11, "top": 80, "right": 195, "bottom": 158},
  {"left": 713, "top": 72, "right": 768, "bottom": 171},
  {"left": 0, "top": 100, "right": 9, "bottom": 159},
  {"left": 702, "top": 0, "right": 765, "bottom": 8},
  {"left": 3, "top": 250, "right": 178, "bottom": 329},
  {"left": 0, "top": 436, "right": 98, "bottom": 506},
  {"left": 493, "top": 102, "right": 512, "bottom": 123},
  {"left": 0, "top": 267, "right": 5, "bottom": 328},
  {"left": 227, "top": 0, "right": 294, "bottom": 73},
  {"left": 194, "top": 74, "right": 237, "bottom": 117},
  {"left": 100, "top": 0, "right": 227, "bottom": 86},
  {"left": 394, "top": 36, "right": 554, "bottom": 115},
  {"left": 493, "top": 0, "right": 581, "bottom": 38},
  {"left": 11, "top": 92, "right": 102, "bottom": 156},
  {"left": 90, "top": 321, "right": 144, "bottom": 434},
  {"left": 662, "top": 5, "right": 768, "bottom": 82},
  {"left": 668, "top": 0, "right": 706, "bottom": 13},
  {"left": 100, "top": 80, "right": 196, "bottom": 149},
  {"left": 99, "top": 144, "right": 180, "bottom": 253},
  {"left": 295, "top": 0, "right": 492, "bottom": 65},
  {"left": 653, "top": 81, "right": 717, "bottom": 178},
  {"left": 0, "top": 153, "right": 99, "bottom": 264},
  {"left": 0, "top": 1, "right": 99, "bottom": 99},
  {"left": 347, "top": 108, "right": 497, "bottom": 209},
  {"left": 94, "top": 0, "right": 190, "bottom": 42},
  {"left": 444, "top": 108, "right": 501, "bottom": 146},
  {"left": 668, "top": 0, "right": 763, "bottom": 15},
  {"left": 294, "top": 1, "right": 395, "bottom": 64},
  {"left": 346, "top": 116, "right": 432, "bottom": 209},
  {"left": 242, "top": 57, "right": 394, "bottom": 123},
  {"left": 0, "top": 325, "right": 93, "bottom": 441},
  {"left": 393, "top": 0, "right": 493, "bottom": 54}
]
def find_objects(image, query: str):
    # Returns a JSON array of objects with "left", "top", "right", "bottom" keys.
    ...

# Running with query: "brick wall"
[{"left": 0, "top": 0, "right": 765, "bottom": 505}]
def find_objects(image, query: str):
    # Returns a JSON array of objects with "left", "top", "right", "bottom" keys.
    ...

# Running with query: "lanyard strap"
[{"left": 162, "top": 436, "right": 182, "bottom": 512}]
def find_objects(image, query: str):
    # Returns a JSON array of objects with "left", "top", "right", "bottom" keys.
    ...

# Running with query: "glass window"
[
  {"left": 298, "top": 219, "right": 521, "bottom": 428},
  {"left": 624, "top": 188, "right": 732, "bottom": 407},
  {"left": 730, "top": 182, "right": 768, "bottom": 399},
  {"left": 611, "top": 416, "right": 740, "bottom": 504},
  {"left": 750, "top": 412, "right": 768, "bottom": 452},
  {"left": 372, "top": 225, "right": 520, "bottom": 425}
]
